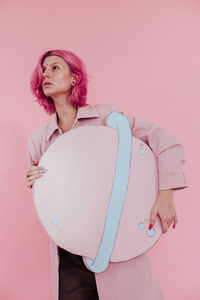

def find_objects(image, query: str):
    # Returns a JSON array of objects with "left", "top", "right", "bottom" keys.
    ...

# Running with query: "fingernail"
[{"left": 149, "top": 224, "right": 153, "bottom": 230}]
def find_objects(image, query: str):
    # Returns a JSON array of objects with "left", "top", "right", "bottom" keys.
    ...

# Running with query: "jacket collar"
[{"left": 46, "top": 105, "right": 100, "bottom": 142}]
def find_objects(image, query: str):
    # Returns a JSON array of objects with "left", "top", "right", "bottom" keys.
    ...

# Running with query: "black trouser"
[{"left": 58, "top": 246, "right": 99, "bottom": 300}]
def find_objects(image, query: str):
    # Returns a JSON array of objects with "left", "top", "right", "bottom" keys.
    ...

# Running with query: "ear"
[
  {"left": 72, "top": 78, "right": 76, "bottom": 86},
  {"left": 72, "top": 73, "right": 78, "bottom": 82}
]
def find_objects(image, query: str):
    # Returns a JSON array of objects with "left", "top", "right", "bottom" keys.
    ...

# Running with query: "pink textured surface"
[{"left": 33, "top": 125, "right": 162, "bottom": 261}]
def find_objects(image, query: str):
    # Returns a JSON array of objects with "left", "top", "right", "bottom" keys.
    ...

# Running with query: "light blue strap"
[{"left": 85, "top": 112, "right": 132, "bottom": 273}]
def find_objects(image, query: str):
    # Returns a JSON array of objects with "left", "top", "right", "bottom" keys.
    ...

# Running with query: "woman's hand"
[
  {"left": 26, "top": 161, "right": 48, "bottom": 188},
  {"left": 148, "top": 189, "right": 178, "bottom": 234}
]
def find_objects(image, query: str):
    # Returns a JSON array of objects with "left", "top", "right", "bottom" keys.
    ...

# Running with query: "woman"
[{"left": 26, "top": 49, "right": 188, "bottom": 300}]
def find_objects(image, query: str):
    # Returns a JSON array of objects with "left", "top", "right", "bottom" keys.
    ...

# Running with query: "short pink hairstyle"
[{"left": 30, "top": 49, "right": 90, "bottom": 115}]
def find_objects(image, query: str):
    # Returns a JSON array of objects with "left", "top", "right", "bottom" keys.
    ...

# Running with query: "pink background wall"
[{"left": 0, "top": 0, "right": 199, "bottom": 299}]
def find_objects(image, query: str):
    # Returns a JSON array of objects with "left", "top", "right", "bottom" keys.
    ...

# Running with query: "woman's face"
[{"left": 41, "top": 55, "right": 75, "bottom": 99}]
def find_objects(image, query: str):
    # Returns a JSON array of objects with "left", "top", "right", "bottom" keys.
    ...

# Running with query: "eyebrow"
[{"left": 42, "top": 62, "right": 61, "bottom": 69}]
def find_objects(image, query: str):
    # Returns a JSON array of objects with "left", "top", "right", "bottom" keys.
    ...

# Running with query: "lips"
[{"left": 44, "top": 82, "right": 52, "bottom": 86}]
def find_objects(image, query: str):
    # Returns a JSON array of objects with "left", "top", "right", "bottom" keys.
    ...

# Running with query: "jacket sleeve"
[
  {"left": 109, "top": 104, "right": 188, "bottom": 191},
  {"left": 27, "top": 135, "right": 41, "bottom": 168}
]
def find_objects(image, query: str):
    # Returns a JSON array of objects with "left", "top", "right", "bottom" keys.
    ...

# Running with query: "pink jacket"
[{"left": 27, "top": 103, "right": 188, "bottom": 300}]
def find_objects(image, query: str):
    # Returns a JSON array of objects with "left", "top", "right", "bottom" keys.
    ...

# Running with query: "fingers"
[
  {"left": 161, "top": 216, "right": 177, "bottom": 233},
  {"left": 149, "top": 211, "right": 170, "bottom": 234},
  {"left": 173, "top": 214, "right": 178, "bottom": 229},
  {"left": 27, "top": 160, "right": 47, "bottom": 176},
  {"left": 26, "top": 172, "right": 46, "bottom": 188},
  {"left": 26, "top": 161, "right": 48, "bottom": 189},
  {"left": 166, "top": 214, "right": 178, "bottom": 230},
  {"left": 150, "top": 210, "right": 176, "bottom": 234},
  {"left": 28, "top": 166, "right": 47, "bottom": 177},
  {"left": 149, "top": 202, "right": 178, "bottom": 234},
  {"left": 29, "top": 171, "right": 46, "bottom": 181},
  {"left": 160, "top": 218, "right": 168, "bottom": 234},
  {"left": 149, "top": 211, "right": 157, "bottom": 229},
  {"left": 26, "top": 180, "right": 34, "bottom": 188}
]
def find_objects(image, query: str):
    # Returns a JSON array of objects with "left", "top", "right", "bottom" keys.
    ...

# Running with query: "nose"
[
  {"left": 43, "top": 69, "right": 50, "bottom": 78},
  {"left": 42, "top": 66, "right": 52, "bottom": 79}
]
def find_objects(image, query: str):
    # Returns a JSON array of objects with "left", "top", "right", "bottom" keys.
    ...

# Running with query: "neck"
[{"left": 54, "top": 96, "right": 78, "bottom": 126}]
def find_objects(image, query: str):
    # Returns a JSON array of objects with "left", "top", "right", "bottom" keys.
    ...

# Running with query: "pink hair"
[{"left": 30, "top": 49, "right": 90, "bottom": 115}]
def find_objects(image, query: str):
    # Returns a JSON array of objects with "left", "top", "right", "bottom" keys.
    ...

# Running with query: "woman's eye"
[{"left": 42, "top": 66, "right": 59, "bottom": 73}]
